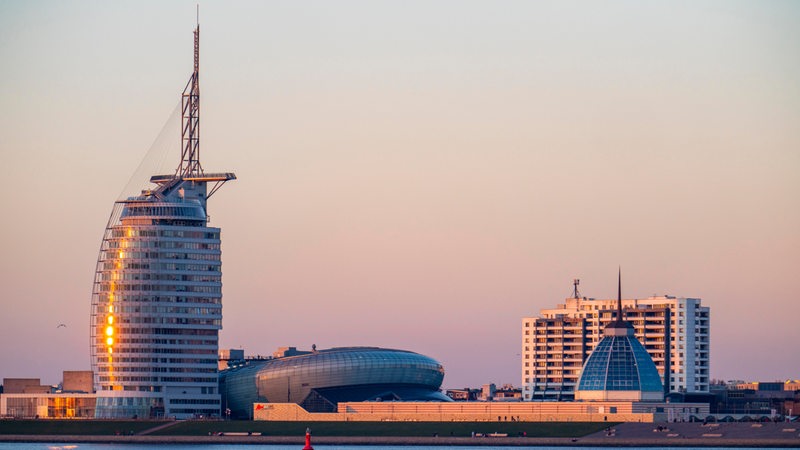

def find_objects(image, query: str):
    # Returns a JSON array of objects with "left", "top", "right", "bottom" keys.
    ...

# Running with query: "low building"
[
  {"left": 445, "top": 388, "right": 479, "bottom": 401},
  {"left": 2, "top": 378, "right": 51, "bottom": 394},
  {"left": 0, "top": 393, "right": 97, "bottom": 418},
  {"left": 253, "top": 400, "right": 708, "bottom": 423},
  {"left": 0, "top": 372, "right": 95, "bottom": 418},
  {"left": 706, "top": 380, "right": 800, "bottom": 419},
  {"left": 494, "top": 384, "right": 523, "bottom": 401}
]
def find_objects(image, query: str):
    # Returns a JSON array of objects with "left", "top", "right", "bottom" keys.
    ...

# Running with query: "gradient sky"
[{"left": 1, "top": 0, "right": 798, "bottom": 389}]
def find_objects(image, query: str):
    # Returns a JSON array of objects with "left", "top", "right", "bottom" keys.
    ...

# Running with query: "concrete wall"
[
  {"left": 253, "top": 401, "right": 662, "bottom": 423},
  {"left": 2, "top": 379, "right": 46, "bottom": 394},
  {"left": 62, "top": 371, "right": 93, "bottom": 393}
]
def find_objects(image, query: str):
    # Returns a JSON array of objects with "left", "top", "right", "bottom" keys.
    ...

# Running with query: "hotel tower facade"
[{"left": 90, "top": 25, "right": 235, "bottom": 418}]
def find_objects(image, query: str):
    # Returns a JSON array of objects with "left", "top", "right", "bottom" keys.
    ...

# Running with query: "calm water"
[{"left": 0, "top": 445, "right": 787, "bottom": 450}]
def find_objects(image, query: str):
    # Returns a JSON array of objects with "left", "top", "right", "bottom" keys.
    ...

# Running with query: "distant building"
[
  {"left": 445, "top": 388, "right": 479, "bottom": 401},
  {"left": 478, "top": 383, "right": 496, "bottom": 401},
  {"left": 2, "top": 379, "right": 50, "bottom": 394},
  {"left": 218, "top": 349, "right": 246, "bottom": 371},
  {"left": 0, "top": 372, "right": 96, "bottom": 418},
  {"left": 446, "top": 384, "right": 521, "bottom": 402},
  {"left": 733, "top": 380, "right": 800, "bottom": 392},
  {"left": 272, "top": 346, "right": 313, "bottom": 359},
  {"left": 522, "top": 280, "right": 709, "bottom": 401},
  {"left": 705, "top": 381, "right": 800, "bottom": 419},
  {"left": 494, "top": 384, "right": 523, "bottom": 401}
]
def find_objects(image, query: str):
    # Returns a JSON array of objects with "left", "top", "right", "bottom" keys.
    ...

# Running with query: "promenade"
[{"left": 1, "top": 422, "right": 799, "bottom": 447}]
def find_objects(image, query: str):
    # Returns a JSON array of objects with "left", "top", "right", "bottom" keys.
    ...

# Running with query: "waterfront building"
[
  {"left": 573, "top": 272, "right": 664, "bottom": 402},
  {"left": 90, "top": 24, "right": 235, "bottom": 418},
  {"left": 522, "top": 280, "right": 709, "bottom": 401},
  {"left": 0, "top": 373, "right": 96, "bottom": 418},
  {"left": 220, "top": 347, "right": 449, "bottom": 418},
  {"left": 252, "top": 400, "right": 709, "bottom": 423},
  {"left": 0, "top": 392, "right": 97, "bottom": 419}
]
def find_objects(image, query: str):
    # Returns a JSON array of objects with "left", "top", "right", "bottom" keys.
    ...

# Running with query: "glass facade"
[
  {"left": 220, "top": 347, "right": 449, "bottom": 417},
  {"left": 1, "top": 395, "right": 97, "bottom": 419},
  {"left": 90, "top": 24, "right": 234, "bottom": 419},
  {"left": 576, "top": 333, "right": 664, "bottom": 396},
  {"left": 91, "top": 186, "right": 225, "bottom": 419}
]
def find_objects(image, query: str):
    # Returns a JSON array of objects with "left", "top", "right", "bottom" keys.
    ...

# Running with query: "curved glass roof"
[
  {"left": 577, "top": 334, "right": 663, "bottom": 393},
  {"left": 220, "top": 347, "right": 448, "bottom": 417}
]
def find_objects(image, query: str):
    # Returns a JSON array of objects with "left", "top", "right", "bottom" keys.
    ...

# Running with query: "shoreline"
[
  {"left": 1, "top": 434, "right": 800, "bottom": 447},
  {"left": 1, "top": 422, "right": 798, "bottom": 447}
]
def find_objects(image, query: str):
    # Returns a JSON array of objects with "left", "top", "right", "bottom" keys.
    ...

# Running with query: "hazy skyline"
[{"left": 1, "top": 0, "right": 798, "bottom": 389}]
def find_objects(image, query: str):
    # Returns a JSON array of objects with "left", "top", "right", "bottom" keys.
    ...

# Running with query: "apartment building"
[{"left": 522, "top": 293, "right": 709, "bottom": 401}]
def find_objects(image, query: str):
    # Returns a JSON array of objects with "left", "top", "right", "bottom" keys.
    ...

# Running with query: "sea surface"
[{"left": 0, "top": 445, "right": 788, "bottom": 450}]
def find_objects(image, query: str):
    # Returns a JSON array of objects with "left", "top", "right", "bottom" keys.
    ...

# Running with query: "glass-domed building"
[
  {"left": 574, "top": 272, "right": 664, "bottom": 402},
  {"left": 220, "top": 347, "right": 449, "bottom": 417}
]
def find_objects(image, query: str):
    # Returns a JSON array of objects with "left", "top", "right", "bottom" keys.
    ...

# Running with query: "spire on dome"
[{"left": 606, "top": 267, "right": 633, "bottom": 332}]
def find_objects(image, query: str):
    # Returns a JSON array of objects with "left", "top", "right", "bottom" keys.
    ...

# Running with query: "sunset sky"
[{"left": 1, "top": 0, "right": 798, "bottom": 389}]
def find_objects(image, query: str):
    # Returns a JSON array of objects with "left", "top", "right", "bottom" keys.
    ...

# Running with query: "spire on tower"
[
  {"left": 148, "top": 21, "right": 235, "bottom": 200},
  {"left": 179, "top": 23, "right": 202, "bottom": 177}
]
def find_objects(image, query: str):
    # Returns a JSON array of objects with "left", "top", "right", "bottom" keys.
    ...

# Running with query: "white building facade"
[
  {"left": 522, "top": 295, "right": 709, "bottom": 401},
  {"left": 89, "top": 24, "right": 235, "bottom": 419}
]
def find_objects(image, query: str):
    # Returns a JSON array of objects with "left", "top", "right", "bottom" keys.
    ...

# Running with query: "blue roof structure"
[
  {"left": 576, "top": 330, "right": 664, "bottom": 396},
  {"left": 220, "top": 347, "right": 449, "bottom": 417},
  {"left": 575, "top": 270, "right": 664, "bottom": 402}
]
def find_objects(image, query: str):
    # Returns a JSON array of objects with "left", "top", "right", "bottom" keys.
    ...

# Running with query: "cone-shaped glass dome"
[
  {"left": 575, "top": 325, "right": 664, "bottom": 401},
  {"left": 575, "top": 270, "right": 664, "bottom": 402}
]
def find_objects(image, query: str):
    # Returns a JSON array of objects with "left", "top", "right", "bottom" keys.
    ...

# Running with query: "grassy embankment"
[
  {"left": 0, "top": 420, "right": 159, "bottom": 435},
  {"left": 1, "top": 419, "right": 613, "bottom": 438}
]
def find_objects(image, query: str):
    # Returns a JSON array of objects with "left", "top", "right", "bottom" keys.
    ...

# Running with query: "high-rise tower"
[{"left": 90, "top": 24, "right": 235, "bottom": 419}]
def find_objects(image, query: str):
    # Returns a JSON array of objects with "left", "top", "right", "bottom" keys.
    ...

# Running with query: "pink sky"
[{"left": 0, "top": 1, "right": 798, "bottom": 388}]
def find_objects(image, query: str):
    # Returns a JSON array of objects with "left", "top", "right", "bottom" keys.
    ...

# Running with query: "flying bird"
[{"left": 57, "top": 324, "right": 67, "bottom": 328}]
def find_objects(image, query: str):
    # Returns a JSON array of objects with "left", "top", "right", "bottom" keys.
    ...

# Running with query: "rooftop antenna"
[
  {"left": 178, "top": 10, "right": 202, "bottom": 177},
  {"left": 572, "top": 279, "right": 581, "bottom": 299},
  {"left": 617, "top": 267, "right": 623, "bottom": 322},
  {"left": 149, "top": 10, "right": 235, "bottom": 199}
]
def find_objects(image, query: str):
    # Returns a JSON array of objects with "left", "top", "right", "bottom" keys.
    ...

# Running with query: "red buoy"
[{"left": 302, "top": 427, "right": 314, "bottom": 450}]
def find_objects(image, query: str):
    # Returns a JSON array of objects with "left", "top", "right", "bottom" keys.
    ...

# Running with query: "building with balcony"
[{"left": 522, "top": 283, "right": 709, "bottom": 401}]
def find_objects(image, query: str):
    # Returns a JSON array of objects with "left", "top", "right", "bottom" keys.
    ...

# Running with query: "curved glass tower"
[{"left": 91, "top": 25, "right": 235, "bottom": 419}]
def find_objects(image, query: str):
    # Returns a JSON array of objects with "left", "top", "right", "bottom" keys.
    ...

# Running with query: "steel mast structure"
[{"left": 90, "top": 23, "right": 235, "bottom": 419}]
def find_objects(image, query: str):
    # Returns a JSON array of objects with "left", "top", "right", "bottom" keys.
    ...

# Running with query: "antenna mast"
[
  {"left": 617, "top": 267, "right": 623, "bottom": 321},
  {"left": 179, "top": 22, "right": 202, "bottom": 177},
  {"left": 572, "top": 279, "right": 581, "bottom": 299}
]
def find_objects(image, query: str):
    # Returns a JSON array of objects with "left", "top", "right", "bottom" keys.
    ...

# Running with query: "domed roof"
[
  {"left": 575, "top": 269, "right": 664, "bottom": 402},
  {"left": 575, "top": 328, "right": 664, "bottom": 401},
  {"left": 220, "top": 347, "right": 449, "bottom": 417}
]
